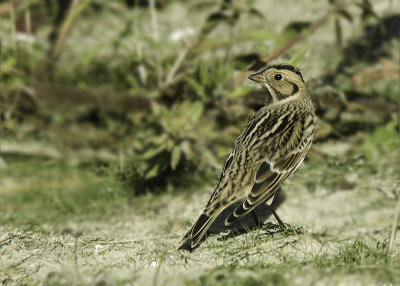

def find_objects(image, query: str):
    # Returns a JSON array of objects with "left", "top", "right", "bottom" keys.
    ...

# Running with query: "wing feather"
[{"left": 225, "top": 140, "right": 310, "bottom": 226}]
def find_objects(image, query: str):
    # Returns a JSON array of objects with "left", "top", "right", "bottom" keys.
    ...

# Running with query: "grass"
[
  {"left": 190, "top": 237, "right": 399, "bottom": 286},
  {"left": 196, "top": 266, "right": 288, "bottom": 286},
  {"left": 0, "top": 154, "right": 214, "bottom": 232},
  {"left": 2, "top": 118, "right": 397, "bottom": 284},
  {"left": 0, "top": 158, "right": 129, "bottom": 230}
]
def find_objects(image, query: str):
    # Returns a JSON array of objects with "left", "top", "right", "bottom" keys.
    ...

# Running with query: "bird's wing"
[
  {"left": 225, "top": 112, "right": 314, "bottom": 226},
  {"left": 205, "top": 152, "right": 234, "bottom": 207},
  {"left": 178, "top": 113, "right": 262, "bottom": 251},
  {"left": 203, "top": 111, "right": 261, "bottom": 209}
]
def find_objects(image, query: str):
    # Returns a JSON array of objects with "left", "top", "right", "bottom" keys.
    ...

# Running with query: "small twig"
[
  {"left": 0, "top": 234, "right": 25, "bottom": 247},
  {"left": 0, "top": 38, "right": 2, "bottom": 83},
  {"left": 74, "top": 236, "right": 79, "bottom": 264},
  {"left": 11, "top": 255, "right": 33, "bottom": 268},
  {"left": 24, "top": 0, "right": 32, "bottom": 53},
  {"left": 149, "top": 0, "right": 162, "bottom": 87},
  {"left": 388, "top": 31, "right": 400, "bottom": 259},
  {"left": 0, "top": 238, "right": 12, "bottom": 247},
  {"left": 335, "top": 18, "right": 343, "bottom": 51},
  {"left": 73, "top": 234, "right": 84, "bottom": 284},
  {"left": 50, "top": 0, "right": 91, "bottom": 62},
  {"left": 9, "top": 3, "right": 16, "bottom": 56},
  {"left": 225, "top": 246, "right": 263, "bottom": 265},
  {"left": 224, "top": 25, "right": 236, "bottom": 67},
  {"left": 262, "top": 7, "right": 336, "bottom": 63},
  {"left": 164, "top": 45, "right": 190, "bottom": 86},
  {"left": 277, "top": 238, "right": 299, "bottom": 249},
  {"left": 118, "top": 148, "right": 124, "bottom": 172},
  {"left": 152, "top": 248, "right": 168, "bottom": 286},
  {"left": 149, "top": 0, "right": 159, "bottom": 41},
  {"left": 387, "top": 188, "right": 400, "bottom": 258},
  {"left": 234, "top": 4, "right": 347, "bottom": 83}
]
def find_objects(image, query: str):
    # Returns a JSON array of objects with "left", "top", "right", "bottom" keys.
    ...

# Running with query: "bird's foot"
[{"left": 260, "top": 222, "right": 304, "bottom": 236}]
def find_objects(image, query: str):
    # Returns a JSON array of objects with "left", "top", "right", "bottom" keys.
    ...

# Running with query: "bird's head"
[{"left": 249, "top": 64, "right": 306, "bottom": 102}]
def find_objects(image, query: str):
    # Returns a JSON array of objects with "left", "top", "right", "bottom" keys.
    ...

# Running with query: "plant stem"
[
  {"left": 149, "top": 0, "right": 162, "bottom": 88},
  {"left": 50, "top": 0, "right": 91, "bottom": 62},
  {"left": 164, "top": 45, "right": 190, "bottom": 86},
  {"left": 387, "top": 191, "right": 400, "bottom": 259},
  {"left": 9, "top": 3, "right": 16, "bottom": 56},
  {"left": 234, "top": 3, "right": 348, "bottom": 83}
]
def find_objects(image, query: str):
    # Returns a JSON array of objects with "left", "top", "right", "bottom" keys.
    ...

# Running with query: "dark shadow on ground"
[{"left": 206, "top": 188, "right": 287, "bottom": 235}]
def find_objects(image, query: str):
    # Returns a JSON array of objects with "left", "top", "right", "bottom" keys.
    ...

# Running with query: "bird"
[{"left": 178, "top": 64, "right": 315, "bottom": 252}]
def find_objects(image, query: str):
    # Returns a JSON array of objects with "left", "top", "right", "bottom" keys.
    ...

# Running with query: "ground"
[{"left": 1, "top": 141, "right": 399, "bottom": 286}]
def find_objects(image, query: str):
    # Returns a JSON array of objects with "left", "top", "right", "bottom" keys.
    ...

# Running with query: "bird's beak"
[{"left": 248, "top": 71, "right": 264, "bottom": 83}]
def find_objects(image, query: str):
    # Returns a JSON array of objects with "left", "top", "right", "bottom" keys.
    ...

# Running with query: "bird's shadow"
[
  {"left": 178, "top": 188, "right": 292, "bottom": 251},
  {"left": 205, "top": 188, "right": 288, "bottom": 240}
]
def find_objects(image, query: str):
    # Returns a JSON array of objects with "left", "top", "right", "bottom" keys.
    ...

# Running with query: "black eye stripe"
[{"left": 291, "top": 83, "right": 299, "bottom": 95}]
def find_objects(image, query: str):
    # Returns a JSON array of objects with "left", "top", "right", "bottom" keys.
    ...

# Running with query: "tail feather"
[
  {"left": 191, "top": 214, "right": 210, "bottom": 238},
  {"left": 191, "top": 215, "right": 218, "bottom": 248},
  {"left": 177, "top": 212, "right": 219, "bottom": 252},
  {"left": 225, "top": 191, "right": 277, "bottom": 226}
]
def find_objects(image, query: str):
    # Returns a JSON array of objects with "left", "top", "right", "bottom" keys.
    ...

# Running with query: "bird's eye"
[{"left": 275, "top": 74, "right": 282, "bottom": 80}]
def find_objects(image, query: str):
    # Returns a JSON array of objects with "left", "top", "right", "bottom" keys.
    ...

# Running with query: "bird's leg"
[
  {"left": 266, "top": 187, "right": 286, "bottom": 229},
  {"left": 250, "top": 210, "right": 261, "bottom": 227},
  {"left": 269, "top": 208, "right": 286, "bottom": 229},
  {"left": 264, "top": 202, "right": 286, "bottom": 229}
]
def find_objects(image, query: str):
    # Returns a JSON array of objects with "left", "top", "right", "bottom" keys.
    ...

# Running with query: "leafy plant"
[
  {"left": 124, "top": 100, "right": 221, "bottom": 193},
  {"left": 361, "top": 120, "right": 399, "bottom": 160}
]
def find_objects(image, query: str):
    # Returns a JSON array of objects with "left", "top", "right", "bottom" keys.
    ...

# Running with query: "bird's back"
[{"left": 208, "top": 96, "right": 314, "bottom": 212}]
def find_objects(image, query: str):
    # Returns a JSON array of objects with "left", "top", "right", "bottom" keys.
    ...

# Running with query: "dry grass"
[{"left": 0, "top": 142, "right": 399, "bottom": 286}]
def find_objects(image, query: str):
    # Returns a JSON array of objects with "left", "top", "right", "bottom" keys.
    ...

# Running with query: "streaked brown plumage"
[{"left": 178, "top": 64, "right": 315, "bottom": 252}]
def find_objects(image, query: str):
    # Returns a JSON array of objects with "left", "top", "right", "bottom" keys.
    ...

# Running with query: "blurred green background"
[{"left": 0, "top": 0, "right": 398, "bottom": 227}]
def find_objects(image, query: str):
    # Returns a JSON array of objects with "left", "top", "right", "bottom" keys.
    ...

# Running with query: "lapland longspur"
[{"left": 178, "top": 64, "right": 315, "bottom": 252}]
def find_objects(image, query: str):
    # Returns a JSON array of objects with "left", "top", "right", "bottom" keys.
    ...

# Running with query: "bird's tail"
[{"left": 177, "top": 212, "right": 219, "bottom": 252}]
